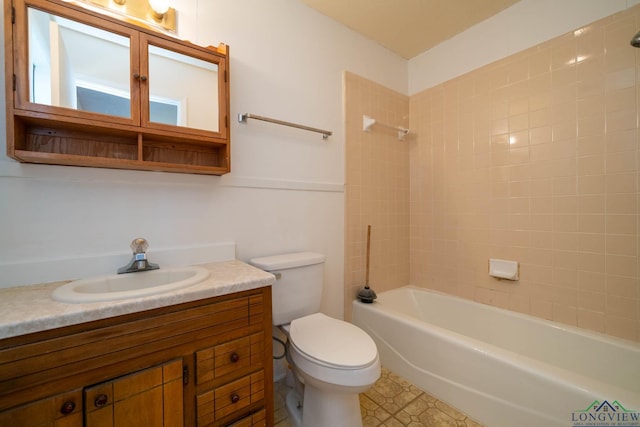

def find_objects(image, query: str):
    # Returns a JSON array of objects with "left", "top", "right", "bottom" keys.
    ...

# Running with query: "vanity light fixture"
[{"left": 77, "top": 0, "right": 176, "bottom": 32}]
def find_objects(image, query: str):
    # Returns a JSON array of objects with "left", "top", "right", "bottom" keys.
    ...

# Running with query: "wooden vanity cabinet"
[
  {"left": 5, "top": 0, "right": 230, "bottom": 175},
  {"left": 0, "top": 287, "right": 273, "bottom": 427}
]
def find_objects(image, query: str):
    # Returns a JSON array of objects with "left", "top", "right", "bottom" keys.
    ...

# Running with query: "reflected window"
[{"left": 76, "top": 82, "right": 179, "bottom": 123}]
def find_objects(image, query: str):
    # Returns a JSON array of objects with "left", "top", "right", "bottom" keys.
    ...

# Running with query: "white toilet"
[{"left": 250, "top": 252, "right": 380, "bottom": 427}]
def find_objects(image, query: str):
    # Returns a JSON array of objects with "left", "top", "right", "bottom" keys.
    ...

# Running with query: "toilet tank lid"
[{"left": 249, "top": 252, "right": 325, "bottom": 270}]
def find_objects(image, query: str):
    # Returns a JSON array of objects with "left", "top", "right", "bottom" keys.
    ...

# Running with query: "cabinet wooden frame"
[
  {"left": 4, "top": 0, "right": 231, "bottom": 175},
  {"left": 0, "top": 287, "right": 273, "bottom": 426}
]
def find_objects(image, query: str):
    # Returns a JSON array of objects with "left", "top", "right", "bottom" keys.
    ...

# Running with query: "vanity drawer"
[
  {"left": 196, "top": 370, "right": 264, "bottom": 426},
  {"left": 196, "top": 332, "right": 264, "bottom": 384},
  {"left": 227, "top": 408, "right": 266, "bottom": 427}
]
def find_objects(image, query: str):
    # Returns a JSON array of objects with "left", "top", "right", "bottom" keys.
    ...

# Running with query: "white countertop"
[{"left": 0, "top": 260, "right": 275, "bottom": 340}]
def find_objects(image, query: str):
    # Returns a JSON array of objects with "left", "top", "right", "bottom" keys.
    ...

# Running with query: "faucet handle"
[{"left": 130, "top": 238, "right": 149, "bottom": 253}]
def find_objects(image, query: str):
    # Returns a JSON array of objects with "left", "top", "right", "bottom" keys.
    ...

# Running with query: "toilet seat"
[{"left": 288, "top": 313, "right": 378, "bottom": 369}]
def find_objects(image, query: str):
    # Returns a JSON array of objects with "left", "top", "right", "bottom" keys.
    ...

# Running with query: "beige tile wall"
[
  {"left": 345, "top": 6, "right": 640, "bottom": 341},
  {"left": 344, "top": 72, "right": 410, "bottom": 320},
  {"left": 409, "top": 6, "right": 640, "bottom": 341}
]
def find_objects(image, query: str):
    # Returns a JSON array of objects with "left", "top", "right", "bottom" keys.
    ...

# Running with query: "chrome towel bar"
[{"left": 238, "top": 113, "right": 332, "bottom": 140}]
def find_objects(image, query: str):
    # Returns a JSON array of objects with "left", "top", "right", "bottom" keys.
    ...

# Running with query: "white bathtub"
[{"left": 352, "top": 286, "right": 640, "bottom": 427}]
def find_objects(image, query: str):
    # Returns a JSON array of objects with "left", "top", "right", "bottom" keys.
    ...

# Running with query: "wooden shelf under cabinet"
[{"left": 12, "top": 113, "right": 229, "bottom": 174}]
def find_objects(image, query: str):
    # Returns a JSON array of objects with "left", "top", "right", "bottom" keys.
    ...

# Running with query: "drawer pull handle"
[
  {"left": 230, "top": 393, "right": 240, "bottom": 404},
  {"left": 94, "top": 394, "right": 109, "bottom": 408},
  {"left": 230, "top": 352, "right": 240, "bottom": 363},
  {"left": 60, "top": 401, "right": 76, "bottom": 415}
]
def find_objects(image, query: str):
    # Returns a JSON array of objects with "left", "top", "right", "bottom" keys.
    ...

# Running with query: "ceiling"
[{"left": 297, "top": 0, "right": 521, "bottom": 59}]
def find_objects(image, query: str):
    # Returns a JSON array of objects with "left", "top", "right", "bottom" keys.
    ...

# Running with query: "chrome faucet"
[{"left": 117, "top": 238, "right": 160, "bottom": 274}]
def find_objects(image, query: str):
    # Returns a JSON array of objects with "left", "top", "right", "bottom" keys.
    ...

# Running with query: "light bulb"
[{"left": 149, "top": 0, "right": 170, "bottom": 18}]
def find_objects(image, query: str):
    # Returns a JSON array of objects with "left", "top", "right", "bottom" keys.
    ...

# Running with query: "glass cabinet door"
[
  {"left": 15, "top": 0, "right": 140, "bottom": 126},
  {"left": 141, "top": 34, "right": 227, "bottom": 138}
]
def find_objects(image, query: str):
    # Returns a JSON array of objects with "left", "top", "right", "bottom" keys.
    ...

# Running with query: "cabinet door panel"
[
  {"left": 85, "top": 359, "right": 183, "bottom": 427},
  {"left": 27, "top": 8, "right": 132, "bottom": 118},
  {"left": 0, "top": 389, "right": 82, "bottom": 427},
  {"left": 147, "top": 44, "right": 219, "bottom": 132},
  {"left": 140, "top": 33, "right": 228, "bottom": 139},
  {"left": 163, "top": 360, "right": 184, "bottom": 427},
  {"left": 114, "top": 386, "right": 163, "bottom": 427},
  {"left": 14, "top": 0, "right": 140, "bottom": 126},
  {"left": 84, "top": 382, "right": 114, "bottom": 427}
]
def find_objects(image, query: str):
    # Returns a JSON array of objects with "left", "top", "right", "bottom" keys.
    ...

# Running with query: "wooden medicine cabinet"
[{"left": 4, "top": 0, "right": 230, "bottom": 175}]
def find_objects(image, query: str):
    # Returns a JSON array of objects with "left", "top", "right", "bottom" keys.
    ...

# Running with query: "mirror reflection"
[
  {"left": 148, "top": 45, "right": 219, "bottom": 132},
  {"left": 28, "top": 7, "right": 220, "bottom": 132},
  {"left": 28, "top": 7, "right": 132, "bottom": 118}
]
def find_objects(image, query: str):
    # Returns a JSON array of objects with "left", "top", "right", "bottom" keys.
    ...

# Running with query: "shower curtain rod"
[
  {"left": 238, "top": 113, "right": 332, "bottom": 140},
  {"left": 363, "top": 115, "right": 409, "bottom": 141}
]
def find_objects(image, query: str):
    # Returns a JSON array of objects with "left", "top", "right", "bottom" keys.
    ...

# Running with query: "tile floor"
[{"left": 274, "top": 367, "right": 483, "bottom": 426}]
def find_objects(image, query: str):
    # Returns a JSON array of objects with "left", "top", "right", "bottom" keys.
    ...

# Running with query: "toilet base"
[
  {"left": 285, "top": 389, "right": 304, "bottom": 427},
  {"left": 286, "top": 383, "right": 363, "bottom": 427}
]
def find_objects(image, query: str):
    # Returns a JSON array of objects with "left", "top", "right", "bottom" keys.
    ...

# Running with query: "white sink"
[{"left": 52, "top": 266, "right": 210, "bottom": 303}]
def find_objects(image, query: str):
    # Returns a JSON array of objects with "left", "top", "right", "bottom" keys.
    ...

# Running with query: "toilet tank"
[{"left": 249, "top": 252, "right": 325, "bottom": 326}]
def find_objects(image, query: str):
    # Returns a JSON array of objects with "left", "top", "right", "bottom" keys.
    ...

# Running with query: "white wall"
[
  {"left": 0, "top": 0, "right": 407, "bottom": 320},
  {"left": 409, "top": 0, "right": 640, "bottom": 95},
  {"left": 5, "top": 0, "right": 634, "bottom": 319}
]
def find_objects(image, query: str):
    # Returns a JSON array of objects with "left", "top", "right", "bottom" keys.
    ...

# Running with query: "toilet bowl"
[
  {"left": 284, "top": 313, "right": 380, "bottom": 427},
  {"left": 249, "top": 252, "right": 381, "bottom": 427}
]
